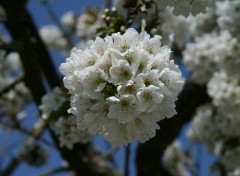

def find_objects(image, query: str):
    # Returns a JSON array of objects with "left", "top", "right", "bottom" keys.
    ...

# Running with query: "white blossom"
[
  {"left": 107, "top": 94, "right": 137, "bottom": 123},
  {"left": 39, "top": 25, "right": 67, "bottom": 50},
  {"left": 188, "top": 8, "right": 217, "bottom": 37},
  {"left": 221, "top": 147, "right": 240, "bottom": 171},
  {"left": 39, "top": 87, "right": 66, "bottom": 119},
  {"left": 160, "top": 7, "right": 192, "bottom": 47},
  {"left": 60, "top": 28, "right": 184, "bottom": 146},
  {"left": 171, "top": 0, "right": 213, "bottom": 17},
  {"left": 61, "top": 11, "right": 76, "bottom": 28},
  {"left": 40, "top": 87, "right": 92, "bottom": 149},
  {"left": 51, "top": 115, "right": 92, "bottom": 149},
  {"left": 207, "top": 71, "right": 240, "bottom": 118},
  {"left": 216, "top": 0, "right": 240, "bottom": 37},
  {"left": 76, "top": 7, "right": 103, "bottom": 40},
  {"left": 187, "top": 104, "right": 221, "bottom": 148},
  {"left": 162, "top": 141, "right": 190, "bottom": 176},
  {"left": 183, "top": 31, "right": 236, "bottom": 84}
]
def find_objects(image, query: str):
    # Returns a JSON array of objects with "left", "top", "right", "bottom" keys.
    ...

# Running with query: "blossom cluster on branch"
[
  {"left": 60, "top": 28, "right": 184, "bottom": 146},
  {"left": 1, "top": 0, "right": 240, "bottom": 175}
]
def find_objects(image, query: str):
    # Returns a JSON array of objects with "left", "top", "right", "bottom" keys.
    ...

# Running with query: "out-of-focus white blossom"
[
  {"left": 208, "top": 71, "right": 240, "bottom": 118},
  {"left": 61, "top": 11, "right": 76, "bottom": 28},
  {"left": 160, "top": 7, "right": 191, "bottom": 47},
  {"left": 76, "top": 7, "right": 103, "bottom": 40},
  {"left": 51, "top": 115, "right": 92, "bottom": 149},
  {"left": 183, "top": 31, "right": 236, "bottom": 84},
  {"left": 188, "top": 8, "right": 218, "bottom": 37},
  {"left": 0, "top": 82, "right": 31, "bottom": 118},
  {"left": 39, "top": 87, "right": 66, "bottom": 119},
  {"left": 216, "top": 0, "right": 240, "bottom": 37},
  {"left": 187, "top": 104, "right": 221, "bottom": 148},
  {"left": 154, "top": 0, "right": 213, "bottom": 17},
  {"left": 171, "top": 0, "right": 213, "bottom": 17},
  {"left": 5, "top": 52, "right": 22, "bottom": 71},
  {"left": 228, "top": 169, "right": 240, "bottom": 176},
  {"left": 60, "top": 28, "right": 184, "bottom": 146},
  {"left": 221, "top": 146, "right": 240, "bottom": 171},
  {"left": 39, "top": 87, "right": 92, "bottom": 149},
  {"left": 162, "top": 141, "right": 190, "bottom": 176},
  {"left": 0, "top": 52, "right": 23, "bottom": 89},
  {"left": 39, "top": 25, "right": 68, "bottom": 50}
]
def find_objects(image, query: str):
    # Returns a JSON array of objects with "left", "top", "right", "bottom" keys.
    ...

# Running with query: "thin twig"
[
  {"left": 103, "top": 0, "right": 112, "bottom": 10},
  {"left": 0, "top": 75, "right": 24, "bottom": 97},
  {"left": 140, "top": 4, "right": 147, "bottom": 32},
  {"left": 40, "top": 0, "right": 74, "bottom": 48},
  {"left": 0, "top": 101, "right": 69, "bottom": 176},
  {"left": 40, "top": 0, "right": 63, "bottom": 31},
  {"left": 124, "top": 144, "right": 130, "bottom": 176},
  {"left": 0, "top": 122, "right": 54, "bottom": 148},
  {"left": 35, "top": 166, "right": 70, "bottom": 176}
]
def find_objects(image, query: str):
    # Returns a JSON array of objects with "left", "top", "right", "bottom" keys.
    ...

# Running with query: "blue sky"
[{"left": 3, "top": 0, "right": 216, "bottom": 175}]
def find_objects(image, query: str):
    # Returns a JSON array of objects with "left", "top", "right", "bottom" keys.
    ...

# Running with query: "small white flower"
[
  {"left": 137, "top": 70, "right": 162, "bottom": 87},
  {"left": 110, "top": 60, "right": 133, "bottom": 85},
  {"left": 110, "top": 28, "right": 139, "bottom": 55},
  {"left": 77, "top": 66, "right": 107, "bottom": 96},
  {"left": 107, "top": 94, "right": 137, "bottom": 123},
  {"left": 137, "top": 85, "right": 164, "bottom": 112}
]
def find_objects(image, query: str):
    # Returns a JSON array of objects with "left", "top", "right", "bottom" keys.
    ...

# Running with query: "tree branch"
[
  {"left": 136, "top": 81, "right": 211, "bottom": 176},
  {"left": 35, "top": 166, "right": 70, "bottom": 176}
]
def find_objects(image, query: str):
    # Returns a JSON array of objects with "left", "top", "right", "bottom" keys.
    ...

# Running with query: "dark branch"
[
  {"left": 35, "top": 166, "right": 70, "bottom": 176},
  {"left": 136, "top": 81, "right": 211, "bottom": 176}
]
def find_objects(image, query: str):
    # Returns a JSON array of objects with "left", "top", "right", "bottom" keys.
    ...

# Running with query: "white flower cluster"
[
  {"left": 0, "top": 51, "right": 30, "bottom": 119},
  {"left": 39, "top": 87, "right": 92, "bottom": 149},
  {"left": 183, "top": 3, "right": 240, "bottom": 171},
  {"left": 0, "top": 51, "right": 22, "bottom": 89},
  {"left": 160, "top": 7, "right": 192, "bottom": 48},
  {"left": 60, "top": 28, "right": 184, "bottom": 146},
  {"left": 40, "top": 8, "right": 103, "bottom": 54},
  {"left": 76, "top": 7, "right": 103, "bottom": 40},
  {"left": 227, "top": 168, "right": 240, "bottom": 176},
  {"left": 216, "top": 0, "right": 240, "bottom": 38},
  {"left": 188, "top": 8, "right": 217, "bottom": 37},
  {"left": 188, "top": 90, "right": 240, "bottom": 171},
  {"left": 221, "top": 146, "right": 240, "bottom": 171},
  {"left": 39, "top": 25, "right": 68, "bottom": 50},
  {"left": 207, "top": 72, "right": 240, "bottom": 137},
  {"left": 188, "top": 103, "right": 240, "bottom": 174},
  {"left": 187, "top": 104, "right": 221, "bottom": 149},
  {"left": 170, "top": 0, "right": 213, "bottom": 17},
  {"left": 208, "top": 72, "right": 240, "bottom": 111},
  {"left": 162, "top": 142, "right": 191, "bottom": 176},
  {"left": 183, "top": 31, "right": 238, "bottom": 84},
  {"left": 51, "top": 115, "right": 92, "bottom": 149},
  {"left": 114, "top": 0, "right": 212, "bottom": 18},
  {"left": 39, "top": 87, "right": 66, "bottom": 120},
  {"left": 0, "top": 82, "right": 30, "bottom": 120}
]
